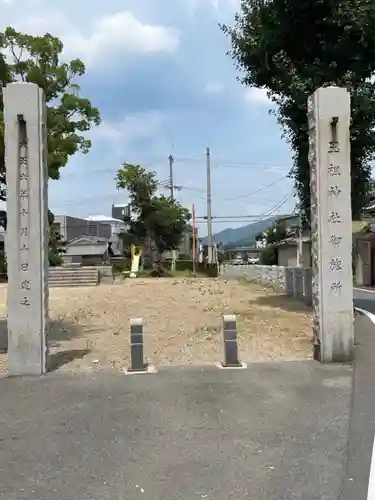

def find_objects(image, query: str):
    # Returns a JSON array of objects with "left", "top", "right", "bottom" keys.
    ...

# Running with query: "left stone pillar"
[{"left": 3, "top": 83, "right": 49, "bottom": 376}]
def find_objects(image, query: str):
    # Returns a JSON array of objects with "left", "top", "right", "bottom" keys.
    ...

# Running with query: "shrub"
[
  {"left": 175, "top": 260, "right": 194, "bottom": 271},
  {"left": 260, "top": 246, "right": 277, "bottom": 265}
]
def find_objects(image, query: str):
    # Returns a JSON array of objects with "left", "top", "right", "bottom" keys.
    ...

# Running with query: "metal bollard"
[
  {"left": 222, "top": 314, "right": 241, "bottom": 367},
  {"left": 129, "top": 318, "right": 147, "bottom": 372}
]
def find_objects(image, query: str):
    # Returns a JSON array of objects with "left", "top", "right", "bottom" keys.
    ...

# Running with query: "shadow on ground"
[
  {"left": 253, "top": 293, "right": 312, "bottom": 313},
  {"left": 0, "top": 318, "right": 91, "bottom": 371},
  {"left": 48, "top": 348, "right": 91, "bottom": 371},
  {"left": 48, "top": 319, "right": 84, "bottom": 344}
]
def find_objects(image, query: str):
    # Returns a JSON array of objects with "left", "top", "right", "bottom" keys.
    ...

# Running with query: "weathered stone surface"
[
  {"left": 3, "top": 82, "right": 49, "bottom": 375},
  {"left": 308, "top": 86, "right": 354, "bottom": 362}
]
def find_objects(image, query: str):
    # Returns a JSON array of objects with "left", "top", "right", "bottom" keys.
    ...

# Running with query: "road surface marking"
[
  {"left": 368, "top": 434, "right": 375, "bottom": 499},
  {"left": 354, "top": 287, "right": 375, "bottom": 294},
  {"left": 355, "top": 307, "right": 375, "bottom": 325}
]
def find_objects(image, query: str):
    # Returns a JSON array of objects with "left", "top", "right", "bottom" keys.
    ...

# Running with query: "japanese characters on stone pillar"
[
  {"left": 308, "top": 86, "right": 354, "bottom": 362},
  {"left": 3, "top": 82, "right": 49, "bottom": 375}
]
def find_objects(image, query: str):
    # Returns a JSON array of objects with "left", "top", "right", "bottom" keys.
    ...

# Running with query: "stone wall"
[{"left": 220, "top": 264, "right": 312, "bottom": 305}]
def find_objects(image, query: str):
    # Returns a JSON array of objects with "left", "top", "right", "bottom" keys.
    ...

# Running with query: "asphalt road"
[
  {"left": 0, "top": 363, "right": 353, "bottom": 500},
  {"left": 354, "top": 288, "right": 375, "bottom": 314},
  {"left": 340, "top": 312, "right": 375, "bottom": 500}
]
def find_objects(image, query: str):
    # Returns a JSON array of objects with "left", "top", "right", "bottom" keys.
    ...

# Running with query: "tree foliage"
[
  {"left": 0, "top": 27, "right": 100, "bottom": 262},
  {"left": 0, "top": 27, "right": 101, "bottom": 200},
  {"left": 221, "top": 0, "right": 375, "bottom": 221},
  {"left": 48, "top": 211, "right": 67, "bottom": 267},
  {"left": 116, "top": 163, "right": 191, "bottom": 253}
]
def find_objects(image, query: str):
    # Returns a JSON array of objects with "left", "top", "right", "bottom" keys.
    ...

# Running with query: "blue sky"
[{"left": 3, "top": 0, "right": 295, "bottom": 236}]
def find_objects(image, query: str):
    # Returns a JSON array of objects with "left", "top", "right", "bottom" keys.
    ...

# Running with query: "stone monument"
[
  {"left": 308, "top": 86, "right": 354, "bottom": 362},
  {"left": 3, "top": 82, "right": 49, "bottom": 375}
]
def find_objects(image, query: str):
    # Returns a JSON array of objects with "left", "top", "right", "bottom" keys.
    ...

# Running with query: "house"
[
  {"left": 273, "top": 221, "right": 369, "bottom": 272},
  {"left": 53, "top": 215, "right": 111, "bottom": 241},
  {"left": 274, "top": 236, "right": 312, "bottom": 268},
  {"left": 84, "top": 214, "right": 127, "bottom": 255},
  {"left": 53, "top": 213, "right": 127, "bottom": 266},
  {"left": 62, "top": 235, "right": 110, "bottom": 266}
]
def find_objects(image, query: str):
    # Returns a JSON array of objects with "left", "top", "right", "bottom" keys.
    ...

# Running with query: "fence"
[{"left": 220, "top": 264, "right": 312, "bottom": 305}]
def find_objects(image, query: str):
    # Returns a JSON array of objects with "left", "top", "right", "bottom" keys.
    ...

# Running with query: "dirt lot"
[{"left": 0, "top": 278, "right": 312, "bottom": 374}]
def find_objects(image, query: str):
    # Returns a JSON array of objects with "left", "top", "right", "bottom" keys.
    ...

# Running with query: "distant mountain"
[{"left": 202, "top": 216, "right": 283, "bottom": 247}]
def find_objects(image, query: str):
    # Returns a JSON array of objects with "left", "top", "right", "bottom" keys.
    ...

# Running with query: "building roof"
[
  {"left": 85, "top": 215, "right": 125, "bottom": 223},
  {"left": 67, "top": 235, "right": 109, "bottom": 245}
]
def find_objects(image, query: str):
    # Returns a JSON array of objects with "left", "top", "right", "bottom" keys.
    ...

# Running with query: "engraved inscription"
[
  {"left": 329, "top": 257, "right": 343, "bottom": 272},
  {"left": 18, "top": 115, "right": 31, "bottom": 306},
  {"left": 20, "top": 189, "right": 28, "bottom": 200},
  {"left": 328, "top": 211, "right": 341, "bottom": 224},
  {"left": 328, "top": 143, "right": 340, "bottom": 153},
  {"left": 329, "top": 235, "right": 342, "bottom": 247},
  {"left": 328, "top": 185, "right": 341, "bottom": 196},
  {"left": 20, "top": 279, "right": 30, "bottom": 290},
  {"left": 330, "top": 281, "right": 342, "bottom": 293},
  {"left": 20, "top": 296, "right": 30, "bottom": 306},
  {"left": 328, "top": 164, "right": 341, "bottom": 176}
]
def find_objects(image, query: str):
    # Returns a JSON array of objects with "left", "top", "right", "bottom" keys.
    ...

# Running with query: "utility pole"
[
  {"left": 168, "top": 154, "right": 174, "bottom": 201},
  {"left": 192, "top": 203, "right": 197, "bottom": 274},
  {"left": 168, "top": 154, "right": 177, "bottom": 270},
  {"left": 206, "top": 147, "right": 214, "bottom": 264}
]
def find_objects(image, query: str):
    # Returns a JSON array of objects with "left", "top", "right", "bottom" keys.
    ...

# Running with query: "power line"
[
  {"left": 195, "top": 193, "right": 293, "bottom": 221},
  {"left": 54, "top": 159, "right": 290, "bottom": 179},
  {"left": 218, "top": 175, "right": 288, "bottom": 201}
]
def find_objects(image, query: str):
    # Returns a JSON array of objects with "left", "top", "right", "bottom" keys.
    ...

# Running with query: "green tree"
[
  {"left": 116, "top": 163, "right": 191, "bottom": 256},
  {"left": 265, "top": 219, "right": 287, "bottom": 244},
  {"left": 260, "top": 245, "right": 277, "bottom": 265},
  {"left": 0, "top": 27, "right": 100, "bottom": 262},
  {"left": 0, "top": 26, "right": 101, "bottom": 200},
  {"left": 48, "top": 211, "right": 67, "bottom": 267},
  {"left": 221, "top": 0, "right": 375, "bottom": 222}
]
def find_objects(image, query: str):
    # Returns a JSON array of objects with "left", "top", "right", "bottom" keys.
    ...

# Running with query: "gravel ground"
[{"left": 0, "top": 278, "right": 312, "bottom": 374}]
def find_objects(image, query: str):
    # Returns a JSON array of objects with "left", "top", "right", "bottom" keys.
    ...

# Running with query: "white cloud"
[
  {"left": 68, "top": 11, "right": 180, "bottom": 64},
  {"left": 244, "top": 87, "right": 272, "bottom": 105},
  {"left": 204, "top": 81, "right": 225, "bottom": 94},
  {"left": 185, "top": 0, "right": 239, "bottom": 18},
  {"left": 94, "top": 111, "right": 169, "bottom": 147},
  {"left": 7, "top": 10, "right": 180, "bottom": 67}
]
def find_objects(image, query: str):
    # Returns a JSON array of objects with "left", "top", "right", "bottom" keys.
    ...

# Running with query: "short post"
[
  {"left": 222, "top": 314, "right": 241, "bottom": 367},
  {"left": 129, "top": 318, "right": 147, "bottom": 372}
]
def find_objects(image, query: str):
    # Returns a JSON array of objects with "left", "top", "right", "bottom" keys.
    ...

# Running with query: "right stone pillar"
[{"left": 308, "top": 86, "right": 354, "bottom": 362}]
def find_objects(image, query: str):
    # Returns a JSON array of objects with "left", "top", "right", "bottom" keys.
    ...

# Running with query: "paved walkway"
[
  {"left": 0, "top": 313, "right": 375, "bottom": 500},
  {"left": 0, "top": 363, "right": 352, "bottom": 499}
]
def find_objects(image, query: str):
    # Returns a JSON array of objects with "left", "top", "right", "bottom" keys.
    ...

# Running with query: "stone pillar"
[
  {"left": 308, "top": 86, "right": 354, "bottom": 362},
  {"left": 3, "top": 82, "right": 49, "bottom": 375}
]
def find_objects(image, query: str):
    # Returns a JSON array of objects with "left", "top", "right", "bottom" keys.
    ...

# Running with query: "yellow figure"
[{"left": 130, "top": 245, "right": 142, "bottom": 278}]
